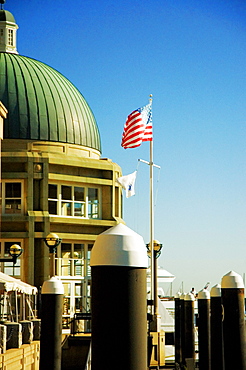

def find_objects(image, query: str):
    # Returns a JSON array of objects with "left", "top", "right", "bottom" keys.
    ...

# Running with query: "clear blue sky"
[{"left": 8, "top": 0, "right": 246, "bottom": 294}]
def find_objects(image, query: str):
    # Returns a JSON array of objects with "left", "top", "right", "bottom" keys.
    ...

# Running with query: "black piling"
[
  {"left": 180, "top": 292, "right": 186, "bottom": 366},
  {"left": 221, "top": 271, "right": 246, "bottom": 370},
  {"left": 174, "top": 292, "right": 182, "bottom": 366},
  {"left": 90, "top": 223, "right": 148, "bottom": 370},
  {"left": 184, "top": 292, "right": 195, "bottom": 365},
  {"left": 198, "top": 289, "right": 211, "bottom": 370},
  {"left": 40, "top": 277, "right": 64, "bottom": 370},
  {"left": 210, "top": 284, "right": 224, "bottom": 370}
]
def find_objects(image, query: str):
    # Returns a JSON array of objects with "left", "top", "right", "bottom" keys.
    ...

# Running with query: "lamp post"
[
  {"left": 147, "top": 239, "right": 163, "bottom": 330},
  {"left": 0, "top": 244, "right": 23, "bottom": 265},
  {"left": 44, "top": 233, "right": 62, "bottom": 277}
]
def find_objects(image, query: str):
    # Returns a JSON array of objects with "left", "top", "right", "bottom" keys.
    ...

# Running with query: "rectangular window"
[
  {"left": 48, "top": 184, "right": 99, "bottom": 219},
  {"left": 61, "top": 185, "right": 72, "bottom": 216},
  {"left": 75, "top": 282, "right": 83, "bottom": 312},
  {"left": 61, "top": 243, "right": 72, "bottom": 275},
  {"left": 74, "top": 187, "right": 84, "bottom": 201},
  {"left": 8, "top": 29, "right": 13, "bottom": 46},
  {"left": 87, "top": 247, "right": 93, "bottom": 277},
  {"left": 63, "top": 282, "right": 71, "bottom": 316},
  {"left": 88, "top": 188, "right": 99, "bottom": 218},
  {"left": 1, "top": 181, "right": 23, "bottom": 215},
  {"left": 49, "top": 184, "right": 57, "bottom": 199},
  {"left": 56, "top": 242, "right": 85, "bottom": 277},
  {"left": 62, "top": 185, "right": 72, "bottom": 200},
  {"left": 0, "top": 29, "right": 4, "bottom": 43},
  {"left": 61, "top": 202, "right": 72, "bottom": 216},
  {"left": 48, "top": 184, "right": 58, "bottom": 214},
  {"left": 5, "top": 183, "right": 21, "bottom": 198},
  {"left": 74, "top": 186, "right": 85, "bottom": 217},
  {"left": 49, "top": 201, "right": 57, "bottom": 214},
  {"left": 74, "top": 243, "right": 84, "bottom": 275}
]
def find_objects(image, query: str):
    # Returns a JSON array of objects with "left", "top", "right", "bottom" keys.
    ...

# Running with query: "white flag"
[{"left": 116, "top": 171, "right": 137, "bottom": 198}]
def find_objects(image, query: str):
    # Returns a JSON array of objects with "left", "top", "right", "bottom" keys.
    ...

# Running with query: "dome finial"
[{"left": 0, "top": 0, "right": 5, "bottom": 10}]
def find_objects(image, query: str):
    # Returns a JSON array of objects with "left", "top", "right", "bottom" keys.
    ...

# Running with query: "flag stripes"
[{"left": 121, "top": 103, "right": 152, "bottom": 149}]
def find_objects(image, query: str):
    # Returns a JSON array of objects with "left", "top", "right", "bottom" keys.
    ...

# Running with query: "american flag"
[{"left": 121, "top": 103, "right": 152, "bottom": 149}]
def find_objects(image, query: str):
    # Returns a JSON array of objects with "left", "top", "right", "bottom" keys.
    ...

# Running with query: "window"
[
  {"left": 61, "top": 185, "right": 72, "bottom": 216},
  {"left": 75, "top": 282, "right": 83, "bottom": 312},
  {"left": 62, "top": 280, "right": 91, "bottom": 329},
  {"left": 48, "top": 184, "right": 58, "bottom": 214},
  {"left": 48, "top": 184, "right": 99, "bottom": 219},
  {"left": 0, "top": 181, "right": 23, "bottom": 215},
  {"left": 8, "top": 29, "right": 13, "bottom": 46},
  {"left": 88, "top": 188, "right": 98, "bottom": 218},
  {"left": 74, "top": 186, "right": 85, "bottom": 217},
  {"left": 0, "top": 240, "right": 22, "bottom": 278},
  {"left": 55, "top": 242, "right": 92, "bottom": 277},
  {"left": 0, "top": 29, "right": 4, "bottom": 43},
  {"left": 58, "top": 242, "right": 93, "bottom": 328}
]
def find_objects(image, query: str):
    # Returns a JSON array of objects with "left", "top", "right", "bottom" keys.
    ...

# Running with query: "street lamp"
[
  {"left": 0, "top": 244, "right": 23, "bottom": 265},
  {"left": 44, "top": 233, "right": 62, "bottom": 277},
  {"left": 146, "top": 240, "right": 163, "bottom": 331},
  {"left": 147, "top": 240, "right": 163, "bottom": 259},
  {"left": 9, "top": 244, "right": 23, "bottom": 264}
]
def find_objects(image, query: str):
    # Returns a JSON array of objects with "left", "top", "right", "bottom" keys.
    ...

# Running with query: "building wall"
[{"left": 1, "top": 138, "right": 123, "bottom": 289}]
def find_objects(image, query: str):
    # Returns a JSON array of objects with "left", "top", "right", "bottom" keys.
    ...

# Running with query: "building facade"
[{"left": 0, "top": 8, "right": 123, "bottom": 324}]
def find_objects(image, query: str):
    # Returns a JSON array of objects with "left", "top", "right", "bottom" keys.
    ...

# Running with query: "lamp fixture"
[
  {"left": 44, "top": 233, "right": 62, "bottom": 254},
  {"left": 0, "top": 244, "right": 23, "bottom": 265},
  {"left": 146, "top": 240, "right": 163, "bottom": 259}
]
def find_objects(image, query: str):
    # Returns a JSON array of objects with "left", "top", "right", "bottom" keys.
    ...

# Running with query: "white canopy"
[
  {"left": 147, "top": 266, "right": 176, "bottom": 283},
  {"left": 0, "top": 272, "right": 38, "bottom": 295}
]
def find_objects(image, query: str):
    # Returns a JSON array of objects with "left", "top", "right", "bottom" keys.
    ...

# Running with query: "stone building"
[{"left": 0, "top": 7, "right": 123, "bottom": 323}]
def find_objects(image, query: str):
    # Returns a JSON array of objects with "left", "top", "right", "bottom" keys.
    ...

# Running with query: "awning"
[
  {"left": 0, "top": 272, "right": 38, "bottom": 295},
  {"left": 147, "top": 266, "right": 176, "bottom": 283}
]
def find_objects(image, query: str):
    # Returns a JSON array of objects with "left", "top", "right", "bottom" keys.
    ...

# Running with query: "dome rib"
[
  {"left": 0, "top": 53, "right": 101, "bottom": 152},
  {"left": 21, "top": 55, "right": 47, "bottom": 140},
  {"left": 17, "top": 57, "right": 39, "bottom": 138},
  {"left": 35, "top": 59, "right": 66, "bottom": 142},
  {"left": 30, "top": 58, "right": 61, "bottom": 142},
  {"left": 44, "top": 64, "right": 76, "bottom": 144},
  {"left": 14, "top": 55, "right": 36, "bottom": 139},
  {"left": 6, "top": 53, "right": 21, "bottom": 138},
  {"left": 14, "top": 55, "right": 48, "bottom": 139},
  {"left": 33, "top": 60, "right": 61, "bottom": 142}
]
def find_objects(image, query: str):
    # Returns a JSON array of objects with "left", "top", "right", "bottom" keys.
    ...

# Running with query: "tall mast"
[
  {"left": 138, "top": 95, "right": 160, "bottom": 323},
  {"left": 149, "top": 95, "right": 155, "bottom": 314}
]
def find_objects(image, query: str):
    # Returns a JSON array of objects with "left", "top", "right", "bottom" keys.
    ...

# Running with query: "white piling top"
[
  {"left": 41, "top": 277, "right": 64, "bottom": 295},
  {"left": 221, "top": 271, "right": 244, "bottom": 289},
  {"left": 175, "top": 292, "right": 181, "bottom": 299},
  {"left": 198, "top": 289, "right": 210, "bottom": 299},
  {"left": 90, "top": 223, "right": 148, "bottom": 268},
  {"left": 210, "top": 284, "right": 221, "bottom": 297},
  {"left": 185, "top": 292, "right": 195, "bottom": 301}
]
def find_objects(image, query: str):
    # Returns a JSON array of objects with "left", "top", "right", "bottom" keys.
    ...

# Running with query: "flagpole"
[
  {"left": 149, "top": 95, "right": 159, "bottom": 331},
  {"left": 149, "top": 94, "right": 158, "bottom": 320},
  {"left": 121, "top": 94, "right": 159, "bottom": 327},
  {"left": 150, "top": 135, "right": 155, "bottom": 311}
]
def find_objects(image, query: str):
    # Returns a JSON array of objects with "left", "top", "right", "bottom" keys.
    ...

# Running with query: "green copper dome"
[
  {"left": 0, "top": 10, "right": 16, "bottom": 23},
  {"left": 0, "top": 53, "right": 101, "bottom": 152}
]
